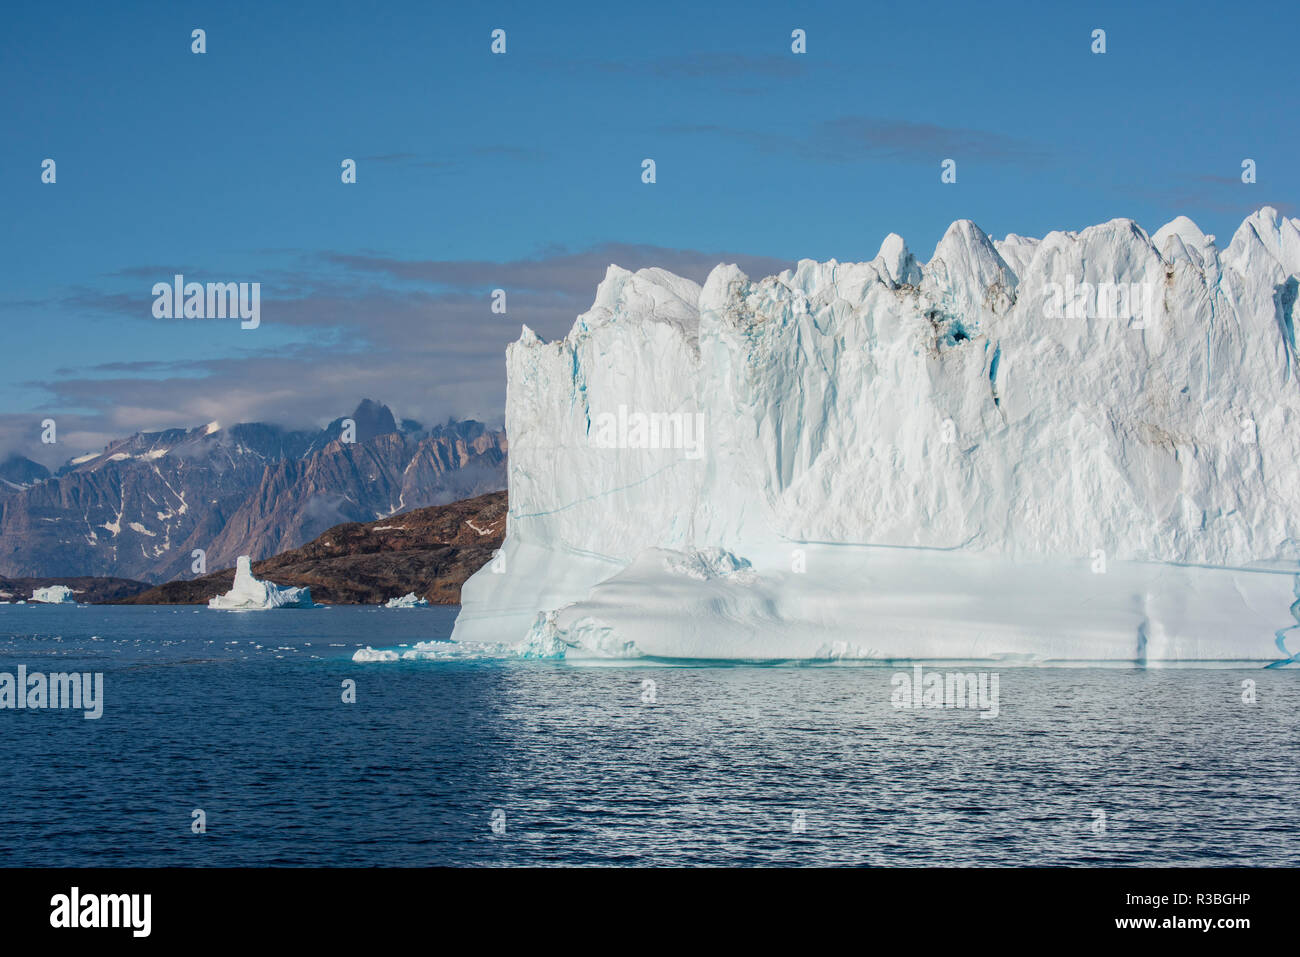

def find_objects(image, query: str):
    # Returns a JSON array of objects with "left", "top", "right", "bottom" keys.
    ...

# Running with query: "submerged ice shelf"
[
  {"left": 520, "top": 546, "right": 1300, "bottom": 664},
  {"left": 434, "top": 209, "right": 1300, "bottom": 665}
]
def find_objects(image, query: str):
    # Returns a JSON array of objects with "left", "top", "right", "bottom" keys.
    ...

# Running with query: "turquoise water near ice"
[{"left": 0, "top": 605, "right": 1296, "bottom": 866}]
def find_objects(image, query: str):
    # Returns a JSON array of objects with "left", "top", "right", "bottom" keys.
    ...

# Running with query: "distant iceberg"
[
  {"left": 383, "top": 593, "right": 429, "bottom": 608},
  {"left": 30, "top": 585, "right": 75, "bottom": 604},
  {"left": 208, "top": 556, "right": 316, "bottom": 610}
]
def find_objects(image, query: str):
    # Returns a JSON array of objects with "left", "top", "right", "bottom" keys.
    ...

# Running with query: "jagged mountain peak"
[
  {"left": 0, "top": 400, "right": 506, "bottom": 582},
  {"left": 324, "top": 398, "right": 398, "bottom": 445},
  {"left": 0, "top": 454, "right": 50, "bottom": 491}
]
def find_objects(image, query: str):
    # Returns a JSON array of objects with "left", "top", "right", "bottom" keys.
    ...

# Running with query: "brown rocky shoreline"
[{"left": 69, "top": 490, "right": 507, "bottom": 606}]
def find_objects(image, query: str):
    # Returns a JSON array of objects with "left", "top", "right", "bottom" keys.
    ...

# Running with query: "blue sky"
[{"left": 2, "top": 0, "right": 1297, "bottom": 462}]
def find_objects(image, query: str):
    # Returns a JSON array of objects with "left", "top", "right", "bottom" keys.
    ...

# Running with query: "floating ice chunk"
[
  {"left": 352, "top": 636, "right": 563, "bottom": 662},
  {"left": 383, "top": 592, "right": 429, "bottom": 608},
  {"left": 30, "top": 585, "right": 75, "bottom": 604},
  {"left": 208, "top": 556, "right": 316, "bottom": 610}
]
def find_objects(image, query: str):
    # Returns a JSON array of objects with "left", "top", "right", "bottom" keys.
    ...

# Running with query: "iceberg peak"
[
  {"left": 1153, "top": 215, "right": 1214, "bottom": 268},
  {"left": 1224, "top": 205, "right": 1300, "bottom": 277},
  {"left": 872, "top": 232, "right": 922, "bottom": 286},
  {"left": 208, "top": 556, "right": 315, "bottom": 610}
]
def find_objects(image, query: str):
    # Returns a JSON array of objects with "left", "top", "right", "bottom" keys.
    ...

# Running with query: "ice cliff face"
[{"left": 453, "top": 209, "right": 1300, "bottom": 661}]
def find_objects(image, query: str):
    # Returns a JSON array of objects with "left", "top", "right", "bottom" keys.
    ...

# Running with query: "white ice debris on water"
[
  {"left": 208, "top": 556, "right": 316, "bottom": 610},
  {"left": 351, "top": 635, "right": 561, "bottom": 663},
  {"left": 29, "top": 585, "right": 76, "bottom": 604},
  {"left": 383, "top": 593, "right": 429, "bottom": 608},
  {"left": 441, "top": 209, "right": 1300, "bottom": 665}
]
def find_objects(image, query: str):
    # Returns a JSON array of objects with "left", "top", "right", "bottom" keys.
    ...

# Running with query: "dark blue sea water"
[{"left": 0, "top": 605, "right": 1296, "bottom": 866}]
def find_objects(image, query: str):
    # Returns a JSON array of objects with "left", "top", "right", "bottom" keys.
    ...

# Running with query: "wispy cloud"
[
  {"left": 353, "top": 145, "right": 550, "bottom": 173},
  {"left": 0, "top": 244, "right": 792, "bottom": 464},
  {"left": 108, "top": 265, "right": 200, "bottom": 280},
  {"left": 1111, "top": 174, "right": 1299, "bottom": 223},
  {"left": 665, "top": 115, "right": 1047, "bottom": 165},
  {"left": 358, "top": 152, "right": 422, "bottom": 163},
  {"left": 322, "top": 243, "right": 789, "bottom": 293},
  {"left": 594, "top": 52, "right": 807, "bottom": 80}
]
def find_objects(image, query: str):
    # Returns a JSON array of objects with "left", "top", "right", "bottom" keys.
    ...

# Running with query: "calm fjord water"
[{"left": 1, "top": 605, "right": 1296, "bottom": 866}]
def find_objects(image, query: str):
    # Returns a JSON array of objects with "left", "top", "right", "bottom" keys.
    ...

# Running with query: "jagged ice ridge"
[{"left": 443, "top": 208, "right": 1300, "bottom": 664}]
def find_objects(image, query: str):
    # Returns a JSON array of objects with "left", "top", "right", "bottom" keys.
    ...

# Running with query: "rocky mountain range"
[
  {"left": 0, "top": 400, "right": 506, "bottom": 583},
  {"left": 118, "top": 489, "right": 506, "bottom": 605}
]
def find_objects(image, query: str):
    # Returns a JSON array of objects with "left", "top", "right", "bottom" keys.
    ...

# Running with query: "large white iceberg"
[
  {"left": 453, "top": 209, "right": 1300, "bottom": 665},
  {"left": 208, "top": 556, "right": 315, "bottom": 610},
  {"left": 29, "top": 585, "right": 76, "bottom": 604}
]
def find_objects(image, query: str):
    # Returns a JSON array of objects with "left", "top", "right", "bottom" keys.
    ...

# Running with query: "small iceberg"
[
  {"left": 208, "top": 556, "right": 316, "bottom": 610},
  {"left": 30, "top": 585, "right": 76, "bottom": 604},
  {"left": 383, "top": 592, "right": 429, "bottom": 609}
]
